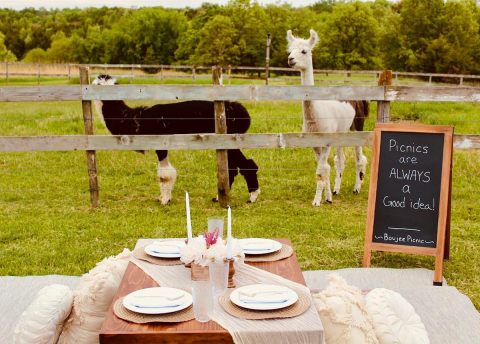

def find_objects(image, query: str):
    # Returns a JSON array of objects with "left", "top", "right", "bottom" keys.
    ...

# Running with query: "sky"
[{"left": 1, "top": 0, "right": 330, "bottom": 10}]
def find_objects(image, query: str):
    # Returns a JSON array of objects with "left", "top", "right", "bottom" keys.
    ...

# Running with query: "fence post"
[
  {"left": 79, "top": 66, "right": 100, "bottom": 208},
  {"left": 5, "top": 61, "right": 8, "bottom": 85},
  {"left": 265, "top": 33, "right": 271, "bottom": 85},
  {"left": 37, "top": 63, "right": 40, "bottom": 85},
  {"left": 377, "top": 70, "right": 392, "bottom": 123},
  {"left": 212, "top": 66, "right": 230, "bottom": 207},
  {"left": 192, "top": 66, "right": 196, "bottom": 80}
]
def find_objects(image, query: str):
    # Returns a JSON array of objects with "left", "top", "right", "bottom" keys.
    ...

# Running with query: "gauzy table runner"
[{"left": 132, "top": 239, "right": 324, "bottom": 344}]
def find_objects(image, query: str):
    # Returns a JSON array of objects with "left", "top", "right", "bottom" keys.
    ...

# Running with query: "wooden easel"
[{"left": 363, "top": 123, "right": 453, "bottom": 286}]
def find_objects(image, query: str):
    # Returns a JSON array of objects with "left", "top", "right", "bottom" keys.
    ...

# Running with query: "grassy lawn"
[{"left": 0, "top": 77, "right": 479, "bottom": 309}]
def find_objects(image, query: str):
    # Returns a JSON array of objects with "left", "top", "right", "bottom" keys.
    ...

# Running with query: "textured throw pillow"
[
  {"left": 365, "top": 288, "right": 430, "bottom": 344},
  {"left": 312, "top": 274, "right": 379, "bottom": 344},
  {"left": 13, "top": 284, "right": 73, "bottom": 344},
  {"left": 58, "top": 248, "right": 131, "bottom": 344}
]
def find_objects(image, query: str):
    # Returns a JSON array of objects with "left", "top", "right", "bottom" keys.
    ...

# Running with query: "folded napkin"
[
  {"left": 129, "top": 294, "right": 186, "bottom": 308},
  {"left": 150, "top": 241, "right": 184, "bottom": 254},
  {"left": 238, "top": 285, "right": 291, "bottom": 304},
  {"left": 242, "top": 240, "right": 274, "bottom": 251}
]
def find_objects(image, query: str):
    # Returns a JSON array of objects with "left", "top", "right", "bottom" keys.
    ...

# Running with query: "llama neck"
[
  {"left": 300, "top": 66, "right": 318, "bottom": 131},
  {"left": 100, "top": 100, "right": 131, "bottom": 119},
  {"left": 300, "top": 66, "right": 315, "bottom": 86}
]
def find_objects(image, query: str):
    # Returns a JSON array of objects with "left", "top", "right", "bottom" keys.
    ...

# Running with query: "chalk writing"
[{"left": 372, "top": 131, "right": 444, "bottom": 248}]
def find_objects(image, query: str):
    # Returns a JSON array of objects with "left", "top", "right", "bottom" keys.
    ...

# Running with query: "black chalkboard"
[
  {"left": 363, "top": 123, "right": 453, "bottom": 285},
  {"left": 372, "top": 131, "right": 444, "bottom": 248}
]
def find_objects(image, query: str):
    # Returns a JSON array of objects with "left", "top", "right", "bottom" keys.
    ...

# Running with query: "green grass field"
[{"left": 1, "top": 77, "right": 479, "bottom": 309}]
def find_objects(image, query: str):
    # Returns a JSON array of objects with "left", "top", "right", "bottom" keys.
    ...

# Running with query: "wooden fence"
[
  {"left": 2, "top": 62, "right": 480, "bottom": 86},
  {"left": 0, "top": 68, "right": 479, "bottom": 207}
]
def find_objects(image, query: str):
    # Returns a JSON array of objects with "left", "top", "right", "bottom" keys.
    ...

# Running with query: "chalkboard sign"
[{"left": 363, "top": 123, "right": 453, "bottom": 285}]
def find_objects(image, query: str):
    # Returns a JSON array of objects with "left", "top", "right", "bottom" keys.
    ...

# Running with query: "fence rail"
[
  {"left": 1, "top": 68, "right": 479, "bottom": 207},
  {"left": 2, "top": 62, "right": 480, "bottom": 85},
  {"left": 0, "top": 133, "right": 478, "bottom": 152},
  {"left": 1, "top": 84, "right": 480, "bottom": 102}
]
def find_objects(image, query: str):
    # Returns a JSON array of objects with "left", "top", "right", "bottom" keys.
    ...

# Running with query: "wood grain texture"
[
  {"left": 80, "top": 66, "right": 99, "bottom": 208},
  {"left": 376, "top": 70, "right": 392, "bottom": 123},
  {"left": 213, "top": 67, "right": 230, "bottom": 207},
  {"left": 2, "top": 84, "right": 480, "bottom": 102},
  {"left": 1, "top": 132, "right": 478, "bottom": 152},
  {"left": 0, "top": 85, "right": 82, "bottom": 101},
  {"left": 99, "top": 239, "right": 305, "bottom": 344},
  {"left": 386, "top": 86, "right": 480, "bottom": 102}
]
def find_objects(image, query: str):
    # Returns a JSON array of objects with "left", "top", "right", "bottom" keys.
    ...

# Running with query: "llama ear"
[
  {"left": 309, "top": 29, "right": 319, "bottom": 48},
  {"left": 286, "top": 30, "right": 295, "bottom": 44}
]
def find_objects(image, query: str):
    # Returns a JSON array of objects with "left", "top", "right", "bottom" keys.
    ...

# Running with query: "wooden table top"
[{"left": 100, "top": 238, "right": 306, "bottom": 344}]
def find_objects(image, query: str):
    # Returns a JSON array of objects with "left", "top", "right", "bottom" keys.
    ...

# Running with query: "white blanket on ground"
[
  {"left": 304, "top": 268, "right": 480, "bottom": 344},
  {"left": 1, "top": 268, "right": 479, "bottom": 344},
  {"left": 0, "top": 275, "right": 80, "bottom": 344}
]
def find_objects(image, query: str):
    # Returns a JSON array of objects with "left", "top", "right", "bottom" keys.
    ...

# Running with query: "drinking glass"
[
  {"left": 208, "top": 217, "right": 224, "bottom": 238},
  {"left": 210, "top": 260, "right": 229, "bottom": 296},
  {"left": 191, "top": 264, "right": 213, "bottom": 323}
]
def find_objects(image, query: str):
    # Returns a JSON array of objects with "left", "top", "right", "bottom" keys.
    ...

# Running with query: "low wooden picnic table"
[{"left": 100, "top": 238, "right": 307, "bottom": 343}]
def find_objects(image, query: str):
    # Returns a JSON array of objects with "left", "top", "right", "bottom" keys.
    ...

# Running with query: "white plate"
[
  {"left": 144, "top": 240, "right": 186, "bottom": 258},
  {"left": 123, "top": 287, "right": 192, "bottom": 315},
  {"left": 230, "top": 284, "right": 298, "bottom": 310},
  {"left": 239, "top": 238, "right": 282, "bottom": 255}
]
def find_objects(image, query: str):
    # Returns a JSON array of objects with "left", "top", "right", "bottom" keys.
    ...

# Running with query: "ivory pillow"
[
  {"left": 365, "top": 288, "right": 430, "bottom": 344},
  {"left": 58, "top": 249, "right": 131, "bottom": 344},
  {"left": 312, "top": 274, "right": 379, "bottom": 344},
  {"left": 13, "top": 284, "right": 73, "bottom": 344}
]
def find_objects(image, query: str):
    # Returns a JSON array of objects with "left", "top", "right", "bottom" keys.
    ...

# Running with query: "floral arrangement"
[{"left": 180, "top": 229, "right": 244, "bottom": 267}]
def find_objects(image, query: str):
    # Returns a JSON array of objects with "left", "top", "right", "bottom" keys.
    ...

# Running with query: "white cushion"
[
  {"left": 58, "top": 249, "right": 131, "bottom": 344},
  {"left": 366, "top": 288, "right": 430, "bottom": 344},
  {"left": 13, "top": 284, "right": 73, "bottom": 344},
  {"left": 312, "top": 274, "right": 379, "bottom": 344}
]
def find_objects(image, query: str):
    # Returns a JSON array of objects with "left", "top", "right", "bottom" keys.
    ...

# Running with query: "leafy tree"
[
  {"left": 316, "top": 1, "right": 381, "bottom": 70},
  {"left": 382, "top": 0, "right": 480, "bottom": 73},
  {"left": 175, "top": 3, "right": 223, "bottom": 64},
  {"left": 46, "top": 32, "right": 76, "bottom": 63},
  {"left": 22, "top": 47, "right": 48, "bottom": 63},
  {"left": 192, "top": 15, "right": 243, "bottom": 66},
  {"left": 0, "top": 32, "right": 17, "bottom": 61}
]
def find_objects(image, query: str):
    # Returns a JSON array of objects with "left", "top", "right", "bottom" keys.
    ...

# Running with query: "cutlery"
[
  {"left": 132, "top": 294, "right": 185, "bottom": 301},
  {"left": 239, "top": 298, "right": 289, "bottom": 304},
  {"left": 131, "top": 303, "right": 184, "bottom": 309}
]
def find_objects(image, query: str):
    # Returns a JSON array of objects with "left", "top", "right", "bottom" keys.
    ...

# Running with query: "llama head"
[
  {"left": 287, "top": 29, "right": 319, "bottom": 70},
  {"left": 92, "top": 74, "right": 118, "bottom": 85}
]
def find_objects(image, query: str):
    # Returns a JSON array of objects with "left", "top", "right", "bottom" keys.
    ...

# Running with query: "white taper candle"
[
  {"left": 186, "top": 192, "right": 192, "bottom": 241},
  {"left": 226, "top": 206, "right": 232, "bottom": 259}
]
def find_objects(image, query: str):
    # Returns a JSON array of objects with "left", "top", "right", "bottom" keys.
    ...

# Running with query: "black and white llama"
[
  {"left": 287, "top": 30, "right": 369, "bottom": 206},
  {"left": 92, "top": 74, "right": 260, "bottom": 204}
]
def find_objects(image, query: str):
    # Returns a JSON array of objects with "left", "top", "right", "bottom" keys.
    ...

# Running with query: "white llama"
[{"left": 287, "top": 29, "right": 368, "bottom": 206}]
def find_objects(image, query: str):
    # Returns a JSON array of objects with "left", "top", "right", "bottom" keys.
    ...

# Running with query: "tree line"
[{"left": 1, "top": 0, "right": 480, "bottom": 74}]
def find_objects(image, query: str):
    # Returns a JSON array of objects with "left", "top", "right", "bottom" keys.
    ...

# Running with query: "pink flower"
[{"left": 204, "top": 227, "right": 220, "bottom": 247}]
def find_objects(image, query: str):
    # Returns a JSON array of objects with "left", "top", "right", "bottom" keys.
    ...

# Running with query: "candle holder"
[{"left": 226, "top": 258, "right": 236, "bottom": 288}]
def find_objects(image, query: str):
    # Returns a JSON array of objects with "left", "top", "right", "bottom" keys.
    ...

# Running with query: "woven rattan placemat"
[
  {"left": 218, "top": 288, "right": 311, "bottom": 320},
  {"left": 133, "top": 245, "right": 183, "bottom": 266},
  {"left": 244, "top": 244, "right": 293, "bottom": 263},
  {"left": 113, "top": 297, "right": 194, "bottom": 324}
]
